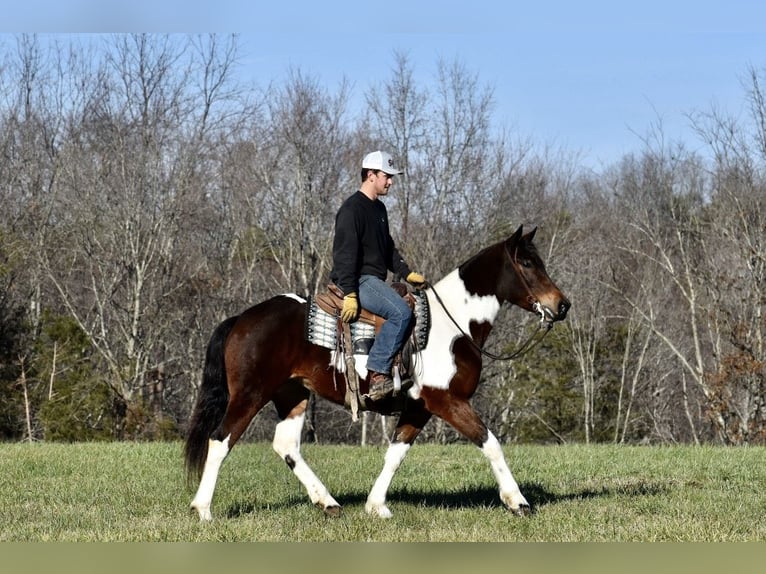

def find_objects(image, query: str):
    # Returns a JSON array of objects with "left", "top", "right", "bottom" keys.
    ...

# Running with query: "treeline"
[{"left": 0, "top": 34, "right": 763, "bottom": 445}]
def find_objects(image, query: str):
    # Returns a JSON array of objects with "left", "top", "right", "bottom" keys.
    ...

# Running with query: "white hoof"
[
  {"left": 365, "top": 501, "right": 393, "bottom": 519},
  {"left": 500, "top": 490, "right": 529, "bottom": 515},
  {"left": 191, "top": 502, "right": 213, "bottom": 522}
]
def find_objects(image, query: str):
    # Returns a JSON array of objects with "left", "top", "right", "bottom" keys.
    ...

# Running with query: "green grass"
[{"left": 0, "top": 441, "right": 764, "bottom": 541}]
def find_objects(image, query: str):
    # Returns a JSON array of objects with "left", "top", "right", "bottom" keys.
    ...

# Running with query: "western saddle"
[{"left": 314, "top": 283, "right": 416, "bottom": 332}]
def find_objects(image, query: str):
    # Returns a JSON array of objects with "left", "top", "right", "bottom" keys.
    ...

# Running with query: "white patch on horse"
[
  {"left": 411, "top": 269, "right": 501, "bottom": 392},
  {"left": 273, "top": 412, "right": 340, "bottom": 511},
  {"left": 354, "top": 354, "right": 369, "bottom": 379},
  {"left": 281, "top": 293, "right": 307, "bottom": 303},
  {"left": 328, "top": 351, "right": 369, "bottom": 378}
]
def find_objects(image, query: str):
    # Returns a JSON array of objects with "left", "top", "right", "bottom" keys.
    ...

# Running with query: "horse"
[{"left": 184, "top": 225, "right": 570, "bottom": 520}]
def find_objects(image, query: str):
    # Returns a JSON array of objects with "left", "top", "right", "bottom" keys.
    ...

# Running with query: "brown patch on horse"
[{"left": 418, "top": 386, "right": 489, "bottom": 446}]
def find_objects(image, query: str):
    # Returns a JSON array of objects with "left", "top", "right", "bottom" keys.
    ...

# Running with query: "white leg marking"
[
  {"left": 481, "top": 431, "right": 529, "bottom": 511},
  {"left": 190, "top": 435, "right": 230, "bottom": 521},
  {"left": 366, "top": 442, "right": 410, "bottom": 518},
  {"left": 273, "top": 414, "right": 340, "bottom": 510}
]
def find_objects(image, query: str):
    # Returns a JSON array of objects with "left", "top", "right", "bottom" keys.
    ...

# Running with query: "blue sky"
[{"left": 5, "top": 1, "right": 766, "bottom": 169}]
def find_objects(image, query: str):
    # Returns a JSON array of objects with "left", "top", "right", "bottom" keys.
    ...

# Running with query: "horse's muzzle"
[{"left": 538, "top": 298, "right": 570, "bottom": 323}]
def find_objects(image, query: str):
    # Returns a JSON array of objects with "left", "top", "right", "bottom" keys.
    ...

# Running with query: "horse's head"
[{"left": 499, "top": 225, "right": 570, "bottom": 323}]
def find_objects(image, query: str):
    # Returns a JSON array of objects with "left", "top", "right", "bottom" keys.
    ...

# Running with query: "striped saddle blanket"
[{"left": 305, "top": 283, "right": 430, "bottom": 355}]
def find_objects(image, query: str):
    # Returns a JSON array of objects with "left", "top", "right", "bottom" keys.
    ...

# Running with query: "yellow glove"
[
  {"left": 406, "top": 272, "right": 426, "bottom": 287},
  {"left": 340, "top": 293, "right": 359, "bottom": 323}
]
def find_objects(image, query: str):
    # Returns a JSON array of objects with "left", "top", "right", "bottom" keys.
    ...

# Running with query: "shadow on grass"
[
  {"left": 374, "top": 479, "right": 668, "bottom": 514},
  {"left": 518, "top": 480, "right": 669, "bottom": 512},
  {"left": 225, "top": 480, "right": 669, "bottom": 518}
]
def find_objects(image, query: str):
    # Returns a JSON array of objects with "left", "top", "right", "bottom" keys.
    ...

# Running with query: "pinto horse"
[{"left": 184, "top": 225, "right": 570, "bottom": 520}]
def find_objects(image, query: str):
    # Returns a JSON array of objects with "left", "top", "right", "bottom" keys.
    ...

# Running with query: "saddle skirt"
[{"left": 306, "top": 283, "right": 430, "bottom": 356}]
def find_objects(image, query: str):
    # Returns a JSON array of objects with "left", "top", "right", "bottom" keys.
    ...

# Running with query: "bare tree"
[
  {"left": 224, "top": 69, "right": 352, "bottom": 299},
  {"left": 610, "top": 144, "right": 733, "bottom": 442},
  {"left": 33, "top": 34, "right": 245, "bottom": 434}
]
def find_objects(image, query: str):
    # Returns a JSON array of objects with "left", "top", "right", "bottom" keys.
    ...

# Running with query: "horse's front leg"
[
  {"left": 481, "top": 430, "right": 530, "bottom": 515},
  {"left": 273, "top": 405, "right": 342, "bottom": 516},
  {"left": 366, "top": 407, "right": 431, "bottom": 518},
  {"left": 431, "top": 396, "right": 530, "bottom": 515}
]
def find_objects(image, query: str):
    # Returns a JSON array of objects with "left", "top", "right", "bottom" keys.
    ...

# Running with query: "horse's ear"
[
  {"left": 507, "top": 225, "right": 524, "bottom": 247},
  {"left": 523, "top": 226, "right": 537, "bottom": 243},
  {"left": 505, "top": 225, "right": 534, "bottom": 249}
]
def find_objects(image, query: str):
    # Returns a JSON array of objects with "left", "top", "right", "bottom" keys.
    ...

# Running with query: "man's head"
[
  {"left": 359, "top": 151, "right": 403, "bottom": 199},
  {"left": 361, "top": 150, "right": 404, "bottom": 180}
]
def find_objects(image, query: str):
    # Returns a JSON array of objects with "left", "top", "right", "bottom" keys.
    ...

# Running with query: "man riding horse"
[{"left": 329, "top": 150, "right": 425, "bottom": 402}]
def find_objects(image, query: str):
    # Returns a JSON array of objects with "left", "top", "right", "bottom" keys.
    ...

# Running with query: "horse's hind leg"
[
  {"left": 191, "top": 435, "right": 230, "bottom": 521},
  {"left": 272, "top": 382, "right": 341, "bottom": 516},
  {"left": 190, "top": 392, "right": 269, "bottom": 521}
]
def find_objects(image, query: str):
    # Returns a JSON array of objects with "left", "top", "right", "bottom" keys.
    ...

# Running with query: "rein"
[{"left": 426, "top": 282, "right": 552, "bottom": 361}]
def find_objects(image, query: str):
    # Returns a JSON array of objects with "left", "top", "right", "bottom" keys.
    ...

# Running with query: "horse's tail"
[{"left": 184, "top": 314, "right": 239, "bottom": 485}]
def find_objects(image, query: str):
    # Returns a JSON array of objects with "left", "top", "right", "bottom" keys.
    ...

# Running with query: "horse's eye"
[{"left": 520, "top": 259, "right": 531, "bottom": 268}]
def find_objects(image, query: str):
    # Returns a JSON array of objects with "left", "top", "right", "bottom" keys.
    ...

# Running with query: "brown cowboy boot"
[{"left": 364, "top": 371, "right": 395, "bottom": 402}]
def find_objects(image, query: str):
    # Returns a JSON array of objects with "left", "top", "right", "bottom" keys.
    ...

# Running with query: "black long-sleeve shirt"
[{"left": 330, "top": 191, "right": 411, "bottom": 295}]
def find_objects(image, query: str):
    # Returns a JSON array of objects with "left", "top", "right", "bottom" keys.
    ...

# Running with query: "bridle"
[{"left": 424, "top": 244, "right": 554, "bottom": 362}]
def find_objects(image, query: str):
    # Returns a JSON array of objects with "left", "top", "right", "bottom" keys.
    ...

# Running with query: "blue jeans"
[{"left": 358, "top": 275, "right": 413, "bottom": 374}]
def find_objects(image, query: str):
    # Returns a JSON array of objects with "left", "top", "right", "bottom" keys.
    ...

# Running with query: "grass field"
[{"left": 1, "top": 441, "right": 764, "bottom": 542}]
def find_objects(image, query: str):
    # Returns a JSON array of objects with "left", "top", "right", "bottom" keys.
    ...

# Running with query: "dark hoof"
[
  {"left": 323, "top": 504, "right": 343, "bottom": 518},
  {"left": 512, "top": 504, "right": 532, "bottom": 517}
]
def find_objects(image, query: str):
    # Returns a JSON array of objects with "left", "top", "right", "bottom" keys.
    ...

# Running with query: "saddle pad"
[{"left": 305, "top": 289, "right": 430, "bottom": 354}]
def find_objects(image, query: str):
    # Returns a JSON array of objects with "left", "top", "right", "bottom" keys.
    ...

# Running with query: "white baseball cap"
[{"left": 362, "top": 150, "right": 404, "bottom": 175}]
